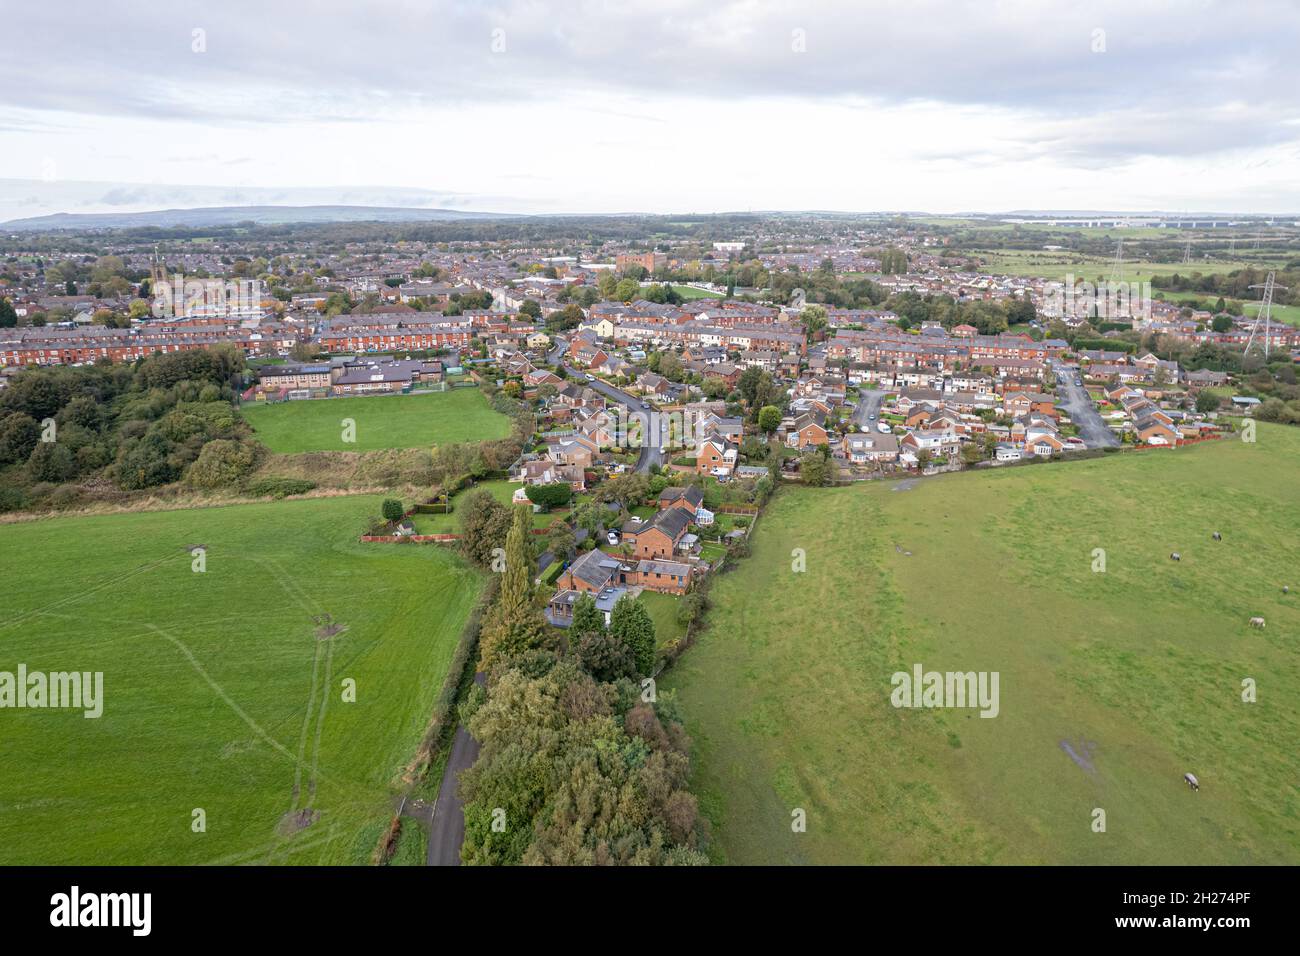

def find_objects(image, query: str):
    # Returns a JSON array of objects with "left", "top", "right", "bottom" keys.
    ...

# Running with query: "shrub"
[
  {"left": 382, "top": 498, "right": 406, "bottom": 522},
  {"left": 185, "top": 439, "right": 259, "bottom": 489},
  {"left": 246, "top": 476, "right": 316, "bottom": 498},
  {"left": 27, "top": 441, "right": 77, "bottom": 483}
]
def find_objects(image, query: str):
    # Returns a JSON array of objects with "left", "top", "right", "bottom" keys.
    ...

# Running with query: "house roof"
[{"left": 563, "top": 547, "right": 620, "bottom": 590}]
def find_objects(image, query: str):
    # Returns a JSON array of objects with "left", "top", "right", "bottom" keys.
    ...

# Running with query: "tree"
[
  {"left": 459, "top": 489, "right": 513, "bottom": 568},
  {"left": 573, "top": 629, "right": 638, "bottom": 682},
  {"left": 757, "top": 405, "right": 782, "bottom": 436},
  {"left": 799, "top": 450, "right": 831, "bottom": 486},
  {"left": 800, "top": 305, "right": 828, "bottom": 339},
  {"left": 570, "top": 592, "right": 605, "bottom": 638},
  {"left": 519, "top": 299, "right": 542, "bottom": 319},
  {"left": 1211, "top": 314, "right": 1233, "bottom": 333},
  {"left": 0, "top": 413, "right": 40, "bottom": 465},
  {"left": 382, "top": 498, "right": 405, "bottom": 523},
  {"left": 608, "top": 594, "right": 656, "bottom": 675},
  {"left": 478, "top": 507, "right": 550, "bottom": 669},
  {"left": 0, "top": 297, "right": 17, "bottom": 328},
  {"left": 116, "top": 433, "right": 180, "bottom": 489},
  {"left": 1195, "top": 390, "right": 1221, "bottom": 414}
]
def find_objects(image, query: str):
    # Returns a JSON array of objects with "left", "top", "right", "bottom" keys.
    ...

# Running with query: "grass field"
[
  {"left": 241, "top": 388, "right": 510, "bottom": 453},
  {"left": 972, "top": 249, "right": 1287, "bottom": 283},
  {"left": 670, "top": 284, "right": 725, "bottom": 300},
  {"left": 0, "top": 496, "right": 484, "bottom": 865},
  {"left": 663, "top": 426, "right": 1300, "bottom": 864}
]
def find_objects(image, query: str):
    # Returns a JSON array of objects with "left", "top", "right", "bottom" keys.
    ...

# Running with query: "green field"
[
  {"left": 0, "top": 496, "right": 483, "bottom": 865},
  {"left": 670, "top": 284, "right": 725, "bottom": 300},
  {"left": 663, "top": 427, "right": 1300, "bottom": 864},
  {"left": 1244, "top": 300, "right": 1300, "bottom": 329},
  {"left": 973, "top": 249, "right": 1286, "bottom": 283},
  {"left": 241, "top": 388, "right": 510, "bottom": 453}
]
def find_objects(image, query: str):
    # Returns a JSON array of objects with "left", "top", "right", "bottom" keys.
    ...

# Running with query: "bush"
[
  {"left": 246, "top": 476, "right": 316, "bottom": 498},
  {"left": 382, "top": 498, "right": 406, "bottom": 522},
  {"left": 185, "top": 439, "right": 259, "bottom": 489},
  {"left": 27, "top": 441, "right": 77, "bottom": 483},
  {"left": 0, "top": 486, "right": 28, "bottom": 513}
]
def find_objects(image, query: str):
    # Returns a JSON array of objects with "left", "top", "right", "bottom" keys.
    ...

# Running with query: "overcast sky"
[{"left": 3, "top": 0, "right": 1299, "bottom": 220}]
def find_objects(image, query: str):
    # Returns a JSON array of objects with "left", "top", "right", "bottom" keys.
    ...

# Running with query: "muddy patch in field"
[
  {"left": 312, "top": 613, "right": 346, "bottom": 639},
  {"left": 277, "top": 808, "right": 320, "bottom": 835}
]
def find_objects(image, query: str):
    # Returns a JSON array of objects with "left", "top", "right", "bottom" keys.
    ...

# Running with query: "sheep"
[
  {"left": 1284, "top": 586, "right": 1291, "bottom": 595},
  {"left": 1249, "top": 616, "right": 1266, "bottom": 629},
  {"left": 1184, "top": 772, "right": 1199, "bottom": 792},
  {"left": 1170, "top": 552, "right": 1181, "bottom": 561},
  {"left": 1212, "top": 532, "right": 1222, "bottom": 541}
]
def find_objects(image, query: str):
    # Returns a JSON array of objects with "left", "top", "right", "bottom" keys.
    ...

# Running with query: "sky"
[{"left": 2, "top": 0, "right": 1299, "bottom": 220}]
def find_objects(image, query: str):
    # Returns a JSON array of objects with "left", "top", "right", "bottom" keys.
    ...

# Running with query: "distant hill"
[{"left": 0, "top": 204, "right": 517, "bottom": 231}]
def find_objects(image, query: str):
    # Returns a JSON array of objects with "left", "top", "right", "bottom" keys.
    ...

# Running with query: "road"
[
  {"left": 1053, "top": 362, "right": 1119, "bottom": 448},
  {"left": 547, "top": 337, "right": 664, "bottom": 473},
  {"left": 851, "top": 388, "right": 886, "bottom": 429},
  {"left": 426, "top": 673, "right": 485, "bottom": 866}
]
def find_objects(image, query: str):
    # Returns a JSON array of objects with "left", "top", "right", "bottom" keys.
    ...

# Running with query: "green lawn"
[
  {"left": 638, "top": 591, "right": 687, "bottom": 648},
  {"left": 663, "top": 426, "right": 1300, "bottom": 864},
  {"left": 241, "top": 388, "right": 510, "bottom": 453},
  {"left": 0, "top": 496, "right": 485, "bottom": 865},
  {"left": 408, "top": 480, "right": 558, "bottom": 534}
]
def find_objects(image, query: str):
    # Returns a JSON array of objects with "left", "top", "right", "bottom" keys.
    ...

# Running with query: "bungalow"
[
  {"left": 844, "top": 432, "right": 899, "bottom": 464},
  {"left": 1135, "top": 414, "right": 1180, "bottom": 445},
  {"left": 516, "top": 459, "right": 586, "bottom": 490}
]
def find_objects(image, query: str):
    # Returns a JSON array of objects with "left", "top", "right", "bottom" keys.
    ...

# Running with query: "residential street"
[
  {"left": 548, "top": 337, "right": 664, "bottom": 473},
  {"left": 1053, "top": 362, "right": 1120, "bottom": 448},
  {"left": 851, "top": 388, "right": 886, "bottom": 428}
]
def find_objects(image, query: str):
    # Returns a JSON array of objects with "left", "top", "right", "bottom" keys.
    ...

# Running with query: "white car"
[
  {"left": 585, "top": 373, "right": 595, "bottom": 381},
  {"left": 877, "top": 422, "right": 892, "bottom": 433},
  {"left": 606, "top": 530, "right": 620, "bottom": 545}
]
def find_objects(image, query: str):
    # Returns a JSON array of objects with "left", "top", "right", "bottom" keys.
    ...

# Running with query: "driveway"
[{"left": 1053, "top": 363, "right": 1119, "bottom": 448}]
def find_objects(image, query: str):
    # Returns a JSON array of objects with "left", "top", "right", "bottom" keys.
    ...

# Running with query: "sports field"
[
  {"left": 0, "top": 496, "right": 484, "bottom": 865},
  {"left": 663, "top": 426, "right": 1300, "bottom": 864},
  {"left": 241, "top": 388, "right": 510, "bottom": 453}
]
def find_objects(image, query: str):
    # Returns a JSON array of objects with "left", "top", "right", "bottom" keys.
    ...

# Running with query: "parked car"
[
  {"left": 585, "top": 373, "right": 595, "bottom": 381},
  {"left": 606, "top": 530, "right": 620, "bottom": 545},
  {"left": 877, "top": 422, "right": 892, "bottom": 433}
]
